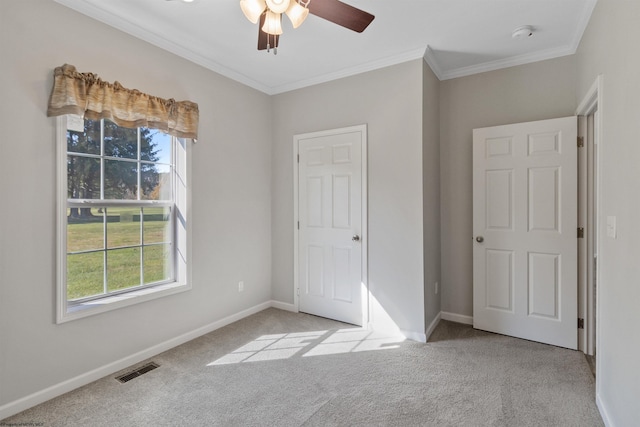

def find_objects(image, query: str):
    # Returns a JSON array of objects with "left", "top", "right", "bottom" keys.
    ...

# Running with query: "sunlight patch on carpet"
[{"left": 207, "top": 328, "right": 405, "bottom": 366}]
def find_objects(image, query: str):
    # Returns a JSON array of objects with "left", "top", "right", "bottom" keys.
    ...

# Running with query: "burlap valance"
[{"left": 47, "top": 64, "right": 199, "bottom": 139}]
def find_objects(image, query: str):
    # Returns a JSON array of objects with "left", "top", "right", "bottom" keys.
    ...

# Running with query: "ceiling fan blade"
[
  {"left": 257, "top": 13, "right": 280, "bottom": 50},
  {"left": 308, "top": 0, "right": 375, "bottom": 33}
]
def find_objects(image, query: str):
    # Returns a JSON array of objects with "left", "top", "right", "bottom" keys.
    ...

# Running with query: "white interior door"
[
  {"left": 296, "top": 126, "right": 365, "bottom": 326},
  {"left": 473, "top": 117, "right": 578, "bottom": 349}
]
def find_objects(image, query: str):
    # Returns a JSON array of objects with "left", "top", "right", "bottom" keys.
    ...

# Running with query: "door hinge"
[
  {"left": 577, "top": 136, "right": 584, "bottom": 148},
  {"left": 297, "top": 221, "right": 300, "bottom": 230},
  {"left": 578, "top": 227, "right": 585, "bottom": 238},
  {"left": 578, "top": 318, "right": 585, "bottom": 329},
  {"left": 296, "top": 287, "right": 300, "bottom": 296},
  {"left": 297, "top": 154, "right": 300, "bottom": 163}
]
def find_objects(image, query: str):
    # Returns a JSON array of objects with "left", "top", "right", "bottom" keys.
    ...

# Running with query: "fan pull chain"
[{"left": 267, "top": 34, "right": 277, "bottom": 55}]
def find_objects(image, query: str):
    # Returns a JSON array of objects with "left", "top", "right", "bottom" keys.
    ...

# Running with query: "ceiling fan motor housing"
[{"left": 266, "top": 0, "right": 290, "bottom": 13}]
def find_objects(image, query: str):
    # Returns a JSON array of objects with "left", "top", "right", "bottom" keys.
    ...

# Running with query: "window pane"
[
  {"left": 143, "top": 129, "right": 171, "bottom": 163},
  {"left": 67, "top": 208, "right": 104, "bottom": 252},
  {"left": 104, "top": 120, "right": 137, "bottom": 159},
  {"left": 143, "top": 207, "right": 171, "bottom": 244},
  {"left": 107, "top": 247, "right": 141, "bottom": 292},
  {"left": 67, "top": 119, "right": 101, "bottom": 155},
  {"left": 67, "top": 252, "right": 104, "bottom": 300},
  {"left": 107, "top": 207, "right": 141, "bottom": 248},
  {"left": 142, "top": 164, "right": 170, "bottom": 200},
  {"left": 67, "top": 155, "right": 100, "bottom": 199},
  {"left": 62, "top": 118, "right": 180, "bottom": 313},
  {"left": 104, "top": 159, "right": 137, "bottom": 199},
  {"left": 144, "top": 244, "right": 171, "bottom": 284}
]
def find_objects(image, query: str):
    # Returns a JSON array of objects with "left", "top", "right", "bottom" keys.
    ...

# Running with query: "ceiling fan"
[{"left": 240, "top": 0, "right": 375, "bottom": 54}]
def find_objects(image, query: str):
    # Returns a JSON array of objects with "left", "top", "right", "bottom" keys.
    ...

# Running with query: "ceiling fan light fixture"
[
  {"left": 265, "top": 0, "right": 290, "bottom": 14},
  {"left": 285, "top": 0, "right": 309, "bottom": 29},
  {"left": 249, "top": 0, "right": 373, "bottom": 54},
  {"left": 262, "top": 10, "right": 283, "bottom": 35},
  {"left": 240, "top": 0, "right": 266, "bottom": 24}
]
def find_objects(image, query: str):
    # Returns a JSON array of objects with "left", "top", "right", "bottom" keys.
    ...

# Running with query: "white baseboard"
[
  {"left": 441, "top": 311, "right": 473, "bottom": 325},
  {"left": 425, "top": 312, "right": 442, "bottom": 342},
  {"left": 401, "top": 329, "right": 427, "bottom": 343},
  {"left": 0, "top": 303, "right": 470, "bottom": 420},
  {"left": 596, "top": 393, "right": 614, "bottom": 427},
  {"left": 271, "top": 300, "right": 428, "bottom": 343},
  {"left": 270, "top": 300, "right": 297, "bottom": 312},
  {"left": 0, "top": 301, "right": 274, "bottom": 421}
]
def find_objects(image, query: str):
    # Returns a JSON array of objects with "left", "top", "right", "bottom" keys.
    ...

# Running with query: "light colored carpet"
[{"left": 3, "top": 308, "right": 603, "bottom": 426}]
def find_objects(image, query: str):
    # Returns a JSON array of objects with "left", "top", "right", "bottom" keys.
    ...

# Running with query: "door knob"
[
  {"left": 475, "top": 236, "right": 484, "bottom": 243},
  {"left": 352, "top": 235, "right": 360, "bottom": 242}
]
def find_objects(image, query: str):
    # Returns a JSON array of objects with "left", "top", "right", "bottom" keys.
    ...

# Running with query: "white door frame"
[
  {"left": 292, "top": 125, "right": 369, "bottom": 326},
  {"left": 576, "top": 75, "right": 603, "bottom": 357}
]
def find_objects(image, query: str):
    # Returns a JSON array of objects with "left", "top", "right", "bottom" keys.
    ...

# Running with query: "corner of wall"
[{"left": 422, "top": 60, "right": 442, "bottom": 331}]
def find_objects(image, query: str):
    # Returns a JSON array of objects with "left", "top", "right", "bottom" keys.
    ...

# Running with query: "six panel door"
[
  {"left": 473, "top": 117, "right": 578, "bottom": 349},
  {"left": 297, "top": 127, "right": 364, "bottom": 326}
]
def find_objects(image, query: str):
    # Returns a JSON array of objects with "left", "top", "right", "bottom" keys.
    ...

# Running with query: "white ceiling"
[{"left": 54, "top": 0, "right": 597, "bottom": 95}]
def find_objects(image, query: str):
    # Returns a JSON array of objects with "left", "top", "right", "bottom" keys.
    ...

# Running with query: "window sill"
[{"left": 56, "top": 281, "right": 191, "bottom": 324}]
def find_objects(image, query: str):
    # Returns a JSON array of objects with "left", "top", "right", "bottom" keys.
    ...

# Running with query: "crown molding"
[
  {"left": 53, "top": 0, "right": 272, "bottom": 94},
  {"left": 54, "top": 0, "right": 598, "bottom": 92},
  {"left": 423, "top": 0, "right": 596, "bottom": 82},
  {"left": 571, "top": 0, "right": 598, "bottom": 52},
  {"left": 269, "top": 47, "right": 426, "bottom": 94},
  {"left": 53, "top": 0, "right": 425, "bottom": 95},
  {"left": 437, "top": 44, "right": 577, "bottom": 81},
  {"left": 422, "top": 46, "right": 444, "bottom": 81}
]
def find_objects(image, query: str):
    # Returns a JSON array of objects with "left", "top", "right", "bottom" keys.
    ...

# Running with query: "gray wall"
[
  {"left": 439, "top": 56, "right": 577, "bottom": 317},
  {"left": 271, "top": 60, "right": 427, "bottom": 338},
  {"left": 0, "top": 0, "right": 272, "bottom": 407},
  {"left": 575, "top": 0, "right": 640, "bottom": 424},
  {"left": 422, "top": 62, "right": 441, "bottom": 329},
  {"left": 5, "top": 0, "right": 638, "bottom": 423}
]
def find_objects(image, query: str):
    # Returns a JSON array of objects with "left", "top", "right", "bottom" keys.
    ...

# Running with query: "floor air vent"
[{"left": 116, "top": 362, "right": 159, "bottom": 383}]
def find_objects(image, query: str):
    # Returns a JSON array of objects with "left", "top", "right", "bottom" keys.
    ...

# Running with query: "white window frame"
[{"left": 56, "top": 116, "right": 192, "bottom": 323}]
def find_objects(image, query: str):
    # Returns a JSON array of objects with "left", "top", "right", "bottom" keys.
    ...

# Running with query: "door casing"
[{"left": 577, "top": 75, "right": 603, "bottom": 357}]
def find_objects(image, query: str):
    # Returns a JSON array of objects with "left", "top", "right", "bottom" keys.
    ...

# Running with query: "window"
[{"left": 57, "top": 116, "right": 190, "bottom": 322}]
